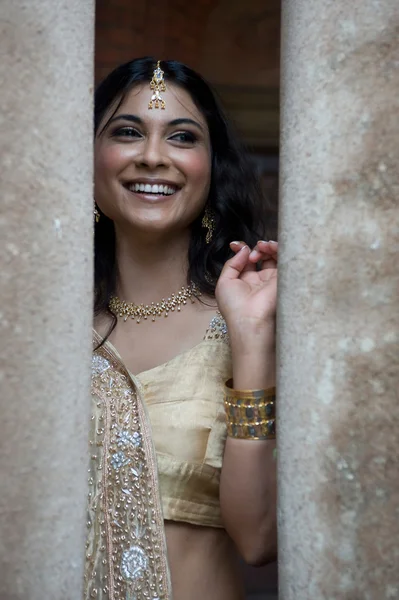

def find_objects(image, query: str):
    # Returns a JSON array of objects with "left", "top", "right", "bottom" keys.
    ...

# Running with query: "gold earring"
[
  {"left": 94, "top": 206, "right": 100, "bottom": 223},
  {"left": 202, "top": 207, "right": 215, "bottom": 244}
]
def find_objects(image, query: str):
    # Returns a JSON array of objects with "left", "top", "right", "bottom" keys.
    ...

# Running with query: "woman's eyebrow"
[
  {"left": 168, "top": 118, "right": 204, "bottom": 132},
  {"left": 107, "top": 114, "right": 204, "bottom": 132},
  {"left": 108, "top": 114, "right": 143, "bottom": 125}
]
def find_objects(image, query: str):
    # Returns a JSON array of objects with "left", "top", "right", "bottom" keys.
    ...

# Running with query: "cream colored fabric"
[
  {"left": 85, "top": 339, "right": 172, "bottom": 600},
  {"left": 85, "top": 315, "right": 231, "bottom": 599},
  {"left": 137, "top": 324, "right": 232, "bottom": 527}
]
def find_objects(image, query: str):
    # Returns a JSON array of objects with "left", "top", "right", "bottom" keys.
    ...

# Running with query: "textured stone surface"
[
  {"left": 0, "top": 1, "right": 94, "bottom": 598},
  {"left": 278, "top": 1, "right": 399, "bottom": 599}
]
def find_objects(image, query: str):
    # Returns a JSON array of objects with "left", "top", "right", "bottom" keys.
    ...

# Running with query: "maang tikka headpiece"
[{"left": 148, "top": 61, "right": 166, "bottom": 110}]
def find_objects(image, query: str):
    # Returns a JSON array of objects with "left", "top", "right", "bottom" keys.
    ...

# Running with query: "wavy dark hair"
[{"left": 94, "top": 56, "right": 267, "bottom": 319}]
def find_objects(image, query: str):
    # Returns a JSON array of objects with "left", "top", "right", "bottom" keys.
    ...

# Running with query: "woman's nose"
[{"left": 136, "top": 136, "right": 170, "bottom": 169}]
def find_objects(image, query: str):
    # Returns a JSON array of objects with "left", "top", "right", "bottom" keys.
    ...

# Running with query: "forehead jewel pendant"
[{"left": 148, "top": 61, "right": 166, "bottom": 110}]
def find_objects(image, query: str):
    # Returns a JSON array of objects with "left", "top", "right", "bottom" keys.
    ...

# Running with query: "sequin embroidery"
[
  {"left": 92, "top": 354, "right": 111, "bottom": 376},
  {"left": 204, "top": 312, "right": 229, "bottom": 342},
  {"left": 121, "top": 546, "right": 149, "bottom": 582},
  {"left": 85, "top": 340, "right": 171, "bottom": 600}
]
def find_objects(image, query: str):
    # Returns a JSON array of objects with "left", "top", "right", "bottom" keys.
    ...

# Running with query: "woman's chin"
[{"left": 117, "top": 216, "right": 188, "bottom": 240}]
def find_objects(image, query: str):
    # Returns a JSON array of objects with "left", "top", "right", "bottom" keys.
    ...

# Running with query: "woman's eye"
[
  {"left": 112, "top": 127, "right": 142, "bottom": 139},
  {"left": 170, "top": 132, "right": 197, "bottom": 144}
]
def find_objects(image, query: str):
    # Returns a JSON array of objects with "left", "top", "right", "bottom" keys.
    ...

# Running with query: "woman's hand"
[
  {"left": 217, "top": 242, "right": 278, "bottom": 557},
  {"left": 215, "top": 240, "right": 278, "bottom": 347}
]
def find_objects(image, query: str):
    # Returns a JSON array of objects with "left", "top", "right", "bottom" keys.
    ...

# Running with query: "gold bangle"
[{"left": 224, "top": 379, "right": 276, "bottom": 440}]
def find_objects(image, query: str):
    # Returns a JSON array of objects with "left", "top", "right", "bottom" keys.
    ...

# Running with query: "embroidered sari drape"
[
  {"left": 85, "top": 334, "right": 172, "bottom": 600},
  {"left": 85, "top": 314, "right": 231, "bottom": 600}
]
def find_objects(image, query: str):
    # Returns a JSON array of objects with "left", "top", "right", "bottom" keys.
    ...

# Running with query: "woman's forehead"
[{"left": 114, "top": 82, "right": 206, "bottom": 125}]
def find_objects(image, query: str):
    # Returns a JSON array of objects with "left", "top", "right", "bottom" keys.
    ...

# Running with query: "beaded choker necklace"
[{"left": 109, "top": 283, "right": 201, "bottom": 324}]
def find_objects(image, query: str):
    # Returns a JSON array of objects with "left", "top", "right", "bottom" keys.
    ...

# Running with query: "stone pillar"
[
  {"left": 278, "top": 1, "right": 399, "bottom": 599},
  {"left": 0, "top": 1, "right": 94, "bottom": 598}
]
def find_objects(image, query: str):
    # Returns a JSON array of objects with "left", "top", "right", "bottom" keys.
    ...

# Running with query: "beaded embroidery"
[
  {"left": 92, "top": 354, "right": 111, "bottom": 375},
  {"left": 204, "top": 311, "right": 229, "bottom": 342},
  {"left": 85, "top": 340, "right": 171, "bottom": 600},
  {"left": 85, "top": 312, "right": 227, "bottom": 598}
]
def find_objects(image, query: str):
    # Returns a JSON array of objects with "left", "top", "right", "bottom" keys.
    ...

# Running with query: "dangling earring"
[
  {"left": 94, "top": 206, "right": 100, "bottom": 223},
  {"left": 201, "top": 207, "right": 215, "bottom": 244}
]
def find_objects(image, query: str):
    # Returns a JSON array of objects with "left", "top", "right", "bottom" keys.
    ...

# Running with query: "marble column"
[
  {"left": 0, "top": 1, "right": 94, "bottom": 598},
  {"left": 278, "top": 1, "right": 399, "bottom": 598}
]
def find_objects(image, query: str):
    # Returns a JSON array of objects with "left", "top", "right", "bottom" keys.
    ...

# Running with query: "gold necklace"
[{"left": 109, "top": 283, "right": 201, "bottom": 323}]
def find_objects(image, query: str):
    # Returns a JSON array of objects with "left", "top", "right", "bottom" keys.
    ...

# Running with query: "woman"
[{"left": 87, "top": 57, "right": 278, "bottom": 600}]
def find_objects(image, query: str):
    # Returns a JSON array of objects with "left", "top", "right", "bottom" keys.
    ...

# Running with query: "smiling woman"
[
  {"left": 94, "top": 81, "right": 212, "bottom": 246},
  {"left": 87, "top": 57, "right": 278, "bottom": 600}
]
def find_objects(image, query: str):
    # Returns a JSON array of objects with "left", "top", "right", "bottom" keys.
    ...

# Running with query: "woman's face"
[{"left": 94, "top": 82, "right": 212, "bottom": 238}]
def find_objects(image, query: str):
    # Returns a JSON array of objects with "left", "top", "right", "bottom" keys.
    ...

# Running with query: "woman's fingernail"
[
  {"left": 240, "top": 245, "right": 249, "bottom": 252},
  {"left": 269, "top": 240, "right": 278, "bottom": 244},
  {"left": 230, "top": 241, "right": 241, "bottom": 245}
]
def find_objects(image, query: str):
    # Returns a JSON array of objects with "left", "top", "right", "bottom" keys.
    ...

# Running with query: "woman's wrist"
[
  {"left": 231, "top": 347, "right": 276, "bottom": 390},
  {"left": 227, "top": 318, "right": 276, "bottom": 354},
  {"left": 228, "top": 319, "right": 276, "bottom": 389}
]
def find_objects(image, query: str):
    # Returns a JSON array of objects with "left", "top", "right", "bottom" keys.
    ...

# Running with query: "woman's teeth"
[{"left": 129, "top": 183, "right": 177, "bottom": 195}]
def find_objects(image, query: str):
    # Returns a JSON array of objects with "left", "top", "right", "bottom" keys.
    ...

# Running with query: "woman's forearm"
[
  {"left": 220, "top": 436, "right": 277, "bottom": 565},
  {"left": 220, "top": 335, "right": 277, "bottom": 565}
]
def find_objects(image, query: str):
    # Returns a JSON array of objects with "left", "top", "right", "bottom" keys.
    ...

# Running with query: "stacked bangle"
[{"left": 224, "top": 379, "right": 276, "bottom": 440}]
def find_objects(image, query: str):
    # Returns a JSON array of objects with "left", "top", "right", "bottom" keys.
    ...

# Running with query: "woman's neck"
[{"left": 114, "top": 228, "right": 191, "bottom": 305}]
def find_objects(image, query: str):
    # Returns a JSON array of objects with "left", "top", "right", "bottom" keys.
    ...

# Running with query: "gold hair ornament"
[{"left": 149, "top": 61, "right": 166, "bottom": 110}]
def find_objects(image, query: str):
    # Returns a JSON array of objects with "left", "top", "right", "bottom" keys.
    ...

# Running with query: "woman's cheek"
[
  {"left": 176, "top": 148, "right": 211, "bottom": 184},
  {"left": 94, "top": 146, "right": 124, "bottom": 208},
  {"left": 95, "top": 143, "right": 133, "bottom": 176},
  {"left": 193, "top": 152, "right": 212, "bottom": 196}
]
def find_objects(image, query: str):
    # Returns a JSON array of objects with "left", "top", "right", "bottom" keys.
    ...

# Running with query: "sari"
[
  {"left": 85, "top": 334, "right": 172, "bottom": 600},
  {"left": 84, "top": 314, "right": 231, "bottom": 600}
]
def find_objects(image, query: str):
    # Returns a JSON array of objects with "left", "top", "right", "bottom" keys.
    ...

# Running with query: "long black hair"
[{"left": 94, "top": 57, "right": 267, "bottom": 317}]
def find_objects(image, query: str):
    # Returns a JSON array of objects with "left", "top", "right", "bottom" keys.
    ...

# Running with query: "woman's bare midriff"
[{"left": 165, "top": 521, "right": 245, "bottom": 600}]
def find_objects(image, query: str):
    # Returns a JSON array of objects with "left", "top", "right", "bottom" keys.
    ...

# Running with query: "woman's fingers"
[
  {"left": 226, "top": 240, "right": 277, "bottom": 275},
  {"left": 220, "top": 244, "right": 252, "bottom": 281},
  {"left": 229, "top": 241, "right": 256, "bottom": 273},
  {"left": 249, "top": 240, "right": 278, "bottom": 264},
  {"left": 230, "top": 240, "right": 278, "bottom": 257},
  {"left": 229, "top": 241, "right": 247, "bottom": 253}
]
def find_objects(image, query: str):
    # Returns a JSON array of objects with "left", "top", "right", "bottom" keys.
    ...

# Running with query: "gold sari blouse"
[
  {"left": 136, "top": 313, "right": 231, "bottom": 528},
  {"left": 85, "top": 313, "right": 231, "bottom": 600}
]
